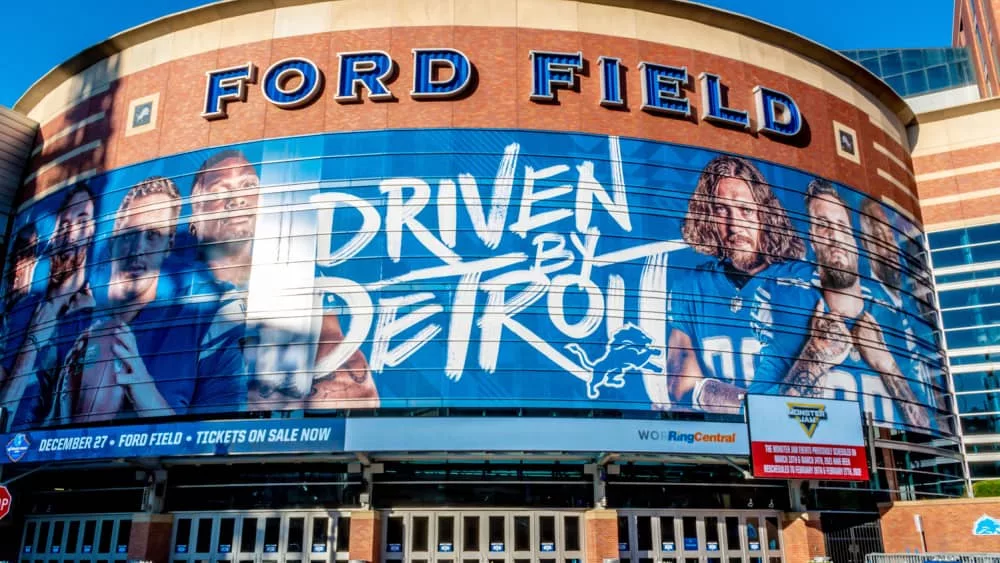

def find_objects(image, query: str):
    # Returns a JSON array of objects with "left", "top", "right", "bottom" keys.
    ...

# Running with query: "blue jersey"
[
  {"left": 867, "top": 281, "right": 946, "bottom": 431},
  {"left": 129, "top": 297, "right": 248, "bottom": 416},
  {"left": 668, "top": 259, "right": 813, "bottom": 392},
  {"left": 750, "top": 273, "right": 936, "bottom": 430},
  {"left": 2, "top": 289, "right": 94, "bottom": 431},
  {"left": 45, "top": 294, "right": 248, "bottom": 427}
]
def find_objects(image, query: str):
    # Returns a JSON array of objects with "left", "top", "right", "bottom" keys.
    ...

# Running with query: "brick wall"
[
  {"left": 349, "top": 509, "right": 382, "bottom": 563},
  {"left": 19, "top": 24, "right": 919, "bottom": 222},
  {"left": 584, "top": 509, "right": 619, "bottom": 563},
  {"left": 880, "top": 498, "right": 1000, "bottom": 553},
  {"left": 128, "top": 513, "right": 175, "bottom": 563},
  {"left": 782, "top": 512, "right": 825, "bottom": 563}
]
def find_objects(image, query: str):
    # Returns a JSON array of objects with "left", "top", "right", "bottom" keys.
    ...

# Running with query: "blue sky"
[{"left": 0, "top": 0, "right": 953, "bottom": 109}]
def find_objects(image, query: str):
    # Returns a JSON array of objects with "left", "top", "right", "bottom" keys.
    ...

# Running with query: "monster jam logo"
[
  {"left": 565, "top": 324, "right": 661, "bottom": 399},
  {"left": 787, "top": 403, "right": 827, "bottom": 438}
]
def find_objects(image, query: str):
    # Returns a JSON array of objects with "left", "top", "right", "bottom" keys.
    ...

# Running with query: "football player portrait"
[
  {"left": 663, "top": 155, "right": 806, "bottom": 413},
  {"left": 4, "top": 224, "right": 39, "bottom": 309},
  {"left": 50, "top": 177, "right": 246, "bottom": 424},
  {"left": 859, "top": 198, "right": 942, "bottom": 424},
  {"left": 751, "top": 179, "right": 930, "bottom": 429},
  {"left": 190, "top": 150, "right": 378, "bottom": 411},
  {"left": 0, "top": 183, "right": 97, "bottom": 429}
]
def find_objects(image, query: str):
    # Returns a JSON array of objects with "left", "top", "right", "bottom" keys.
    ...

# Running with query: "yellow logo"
[{"left": 787, "top": 403, "right": 828, "bottom": 438}]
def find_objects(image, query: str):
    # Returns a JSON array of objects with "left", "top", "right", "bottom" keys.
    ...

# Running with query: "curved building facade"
[{"left": 0, "top": 1, "right": 965, "bottom": 562}]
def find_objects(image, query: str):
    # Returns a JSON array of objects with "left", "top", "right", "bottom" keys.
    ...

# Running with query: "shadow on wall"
[
  {"left": 0, "top": 55, "right": 122, "bottom": 561},
  {"left": 21, "top": 53, "right": 123, "bottom": 208}
]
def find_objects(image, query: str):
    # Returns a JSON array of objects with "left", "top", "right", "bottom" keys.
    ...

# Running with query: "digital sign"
[
  {"left": 0, "top": 128, "right": 949, "bottom": 438},
  {"left": 746, "top": 394, "right": 869, "bottom": 481}
]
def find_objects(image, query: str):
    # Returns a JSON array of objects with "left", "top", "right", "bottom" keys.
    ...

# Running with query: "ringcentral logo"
[
  {"left": 636, "top": 429, "right": 736, "bottom": 444},
  {"left": 787, "top": 403, "right": 828, "bottom": 438}
]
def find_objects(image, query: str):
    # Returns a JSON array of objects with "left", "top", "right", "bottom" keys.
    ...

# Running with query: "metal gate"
[{"left": 822, "top": 513, "right": 884, "bottom": 563}]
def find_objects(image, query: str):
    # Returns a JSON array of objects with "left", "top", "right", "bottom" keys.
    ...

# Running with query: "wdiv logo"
[{"left": 786, "top": 403, "right": 828, "bottom": 438}]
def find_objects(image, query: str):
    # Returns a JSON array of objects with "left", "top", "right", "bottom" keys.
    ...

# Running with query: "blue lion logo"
[
  {"left": 565, "top": 324, "right": 662, "bottom": 399},
  {"left": 974, "top": 515, "right": 1000, "bottom": 535}
]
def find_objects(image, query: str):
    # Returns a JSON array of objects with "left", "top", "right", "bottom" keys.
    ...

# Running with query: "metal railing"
[{"left": 866, "top": 554, "right": 1000, "bottom": 563}]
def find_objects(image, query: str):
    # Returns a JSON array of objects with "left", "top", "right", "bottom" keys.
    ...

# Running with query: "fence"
[{"left": 865, "top": 554, "right": 1000, "bottom": 563}]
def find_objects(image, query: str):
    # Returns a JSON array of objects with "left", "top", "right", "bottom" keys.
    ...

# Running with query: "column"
[
  {"left": 584, "top": 509, "right": 619, "bottom": 563},
  {"left": 349, "top": 510, "right": 382, "bottom": 563},
  {"left": 781, "top": 512, "right": 825, "bottom": 563},
  {"left": 128, "top": 513, "right": 175, "bottom": 563}
]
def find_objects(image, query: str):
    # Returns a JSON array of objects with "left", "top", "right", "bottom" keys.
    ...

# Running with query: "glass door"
[
  {"left": 618, "top": 511, "right": 784, "bottom": 563},
  {"left": 20, "top": 515, "right": 132, "bottom": 563},
  {"left": 459, "top": 514, "right": 483, "bottom": 563},
  {"left": 722, "top": 516, "right": 744, "bottom": 563},
  {"left": 170, "top": 511, "right": 350, "bottom": 563},
  {"left": 382, "top": 511, "right": 584, "bottom": 563}
]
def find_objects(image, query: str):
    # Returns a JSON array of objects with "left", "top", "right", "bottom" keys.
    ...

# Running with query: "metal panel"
[
  {"left": 867, "top": 555, "right": 1000, "bottom": 563},
  {"left": 0, "top": 105, "right": 37, "bottom": 267}
]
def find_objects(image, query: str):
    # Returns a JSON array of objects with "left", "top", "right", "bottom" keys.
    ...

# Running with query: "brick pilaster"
[
  {"left": 128, "top": 513, "right": 174, "bottom": 563},
  {"left": 349, "top": 509, "right": 382, "bottom": 563},
  {"left": 781, "top": 512, "right": 825, "bottom": 563},
  {"left": 584, "top": 509, "right": 619, "bottom": 563}
]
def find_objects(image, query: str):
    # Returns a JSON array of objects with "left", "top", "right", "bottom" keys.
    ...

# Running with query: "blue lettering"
[
  {"left": 202, "top": 62, "right": 257, "bottom": 119},
  {"left": 529, "top": 51, "right": 583, "bottom": 101},
  {"left": 754, "top": 86, "right": 802, "bottom": 137},
  {"left": 699, "top": 73, "right": 749, "bottom": 129},
  {"left": 411, "top": 48, "right": 473, "bottom": 98},
  {"left": 598, "top": 56, "right": 624, "bottom": 107},
  {"left": 261, "top": 58, "right": 323, "bottom": 108},
  {"left": 336, "top": 51, "right": 395, "bottom": 102},
  {"left": 638, "top": 62, "right": 689, "bottom": 116}
]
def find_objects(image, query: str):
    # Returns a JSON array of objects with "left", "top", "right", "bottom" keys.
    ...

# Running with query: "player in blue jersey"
[
  {"left": 189, "top": 150, "right": 378, "bottom": 410},
  {"left": 751, "top": 179, "right": 930, "bottom": 429},
  {"left": 0, "top": 184, "right": 96, "bottom": 429},
  {"left": 858, "top": 198, "right": 943, "bottom": 428},
  {"left": 49, "top": 177, "right": 247, "bottom": 425},
  {"left": 664, "top": 155, "right": 807, "bottom": 413}
]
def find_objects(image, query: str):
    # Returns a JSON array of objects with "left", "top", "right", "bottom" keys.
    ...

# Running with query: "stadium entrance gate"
[
  {"left": 168, "top": 511, "right": 353, "bottom": 563},
  {"left": 381, "top": 510, "right": 585, "bottom": 563},
  {"left": 616, "top": 510, "right": 786, "bottom": 563},
  {"left": 18, "top": 514, "right": 134, "bottom": 563}
]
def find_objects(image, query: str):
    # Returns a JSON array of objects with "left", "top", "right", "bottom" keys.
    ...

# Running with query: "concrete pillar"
[
  {"left": 584, "top": 509, "right": 619, "bottom": 563},
  {"left": 128, "top": 513, "right": 175, "bottom": 563},
  {"left": 349, "top": 510, "right": 382, "bottom": 563},
  {"left": 781, "top": 512, "right": 825, "bottom": 563}
]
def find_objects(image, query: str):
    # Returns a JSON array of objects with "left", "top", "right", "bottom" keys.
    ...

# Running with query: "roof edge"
[
  {"left": 12, "top": 0, "right": 915, "bottom": 129},
  {"left": 916, "top": 94, "right": 1000, "bottom": 123}
]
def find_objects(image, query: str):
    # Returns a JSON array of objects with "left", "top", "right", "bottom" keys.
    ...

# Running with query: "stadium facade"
[{"left": 0, "top": 1, "right": 967, "bottom": 563}]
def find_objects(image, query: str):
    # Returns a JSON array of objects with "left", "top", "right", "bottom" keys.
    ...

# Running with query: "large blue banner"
[
  {"left": 1, "top": 417, "right": 346, "bottom": 464},
  {"left": 0, "top": 416, "right": 748, "bottom": 464},
  {"left": 0, "top": 128, "right": 951, "bottom": 437}
]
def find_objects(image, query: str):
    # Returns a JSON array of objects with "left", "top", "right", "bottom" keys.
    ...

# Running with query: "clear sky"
[{"left": 0, "top": 0, "right": 954, "bottom": 109}]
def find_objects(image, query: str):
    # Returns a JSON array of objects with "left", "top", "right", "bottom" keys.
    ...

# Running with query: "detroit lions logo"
[{"left": 565, "top": 324, "right": 662, "bottom": 399}]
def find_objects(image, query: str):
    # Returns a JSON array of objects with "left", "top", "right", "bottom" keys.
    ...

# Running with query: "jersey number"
[{"left": 701, "top": 336, "right": 761, "bottom": 385}]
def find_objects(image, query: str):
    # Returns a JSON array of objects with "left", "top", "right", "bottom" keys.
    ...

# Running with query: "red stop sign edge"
[{"left": 0, "top": 485, "right": 12, "bottom": 520}]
